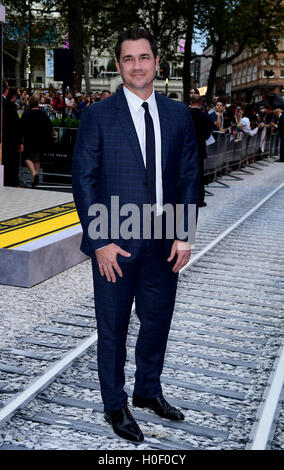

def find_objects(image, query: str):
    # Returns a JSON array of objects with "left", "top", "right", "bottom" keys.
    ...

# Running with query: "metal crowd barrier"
[
  {"left": 204, "top": 128, "right": 280, "bottom": 190},
  {"left": 19, "top": 126, "right": 280, "bottom": 188}
]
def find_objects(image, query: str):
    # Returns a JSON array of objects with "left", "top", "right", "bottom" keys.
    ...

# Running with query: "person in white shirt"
[{"left": 65, "top": 92, "right": 75, "bottom": 116}]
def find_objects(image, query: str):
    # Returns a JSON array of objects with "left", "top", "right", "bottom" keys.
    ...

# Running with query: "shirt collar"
[{"left": 123, "top": 85, "right": 156, "bottom": 112}]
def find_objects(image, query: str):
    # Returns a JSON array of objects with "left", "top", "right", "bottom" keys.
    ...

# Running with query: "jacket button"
[{"left": 143, "top": 181, "right": 148, "bottom": 186}]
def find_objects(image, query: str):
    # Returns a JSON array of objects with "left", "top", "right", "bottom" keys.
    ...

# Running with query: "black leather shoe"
[
  {"left": 132, "top": 393, "right": 185, "bottom": 420},
  {"left": 32, "top": 174, "right": 39, "bottom": 188},
  {"left": 104, "top": 405, "right": 144, "bottom": 442},
  {"left": 198, "top": 201, "right": 207, "bottom": 207}
]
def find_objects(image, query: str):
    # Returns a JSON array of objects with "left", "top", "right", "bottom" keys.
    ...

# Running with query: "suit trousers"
[
  {"left": 91, "top": 239, "right": 178, "bottom": 411},
  {"left": 280, "top": 136, "right": 284, "bottom": 162},
  {"left": 199, "top": 156, "right": 205, "bottom": 205}
]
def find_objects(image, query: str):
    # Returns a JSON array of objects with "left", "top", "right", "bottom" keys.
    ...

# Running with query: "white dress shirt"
[
  {"left": 241, "top": 117, "right": 258, "bottom": 136},
  {"left": 123, "top": 85, "right": 163, "bottom": 215}
]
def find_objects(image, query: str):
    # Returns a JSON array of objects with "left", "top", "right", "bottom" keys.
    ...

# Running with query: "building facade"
[
  {"left": 199, "top": 45, "right": 232, "bottom": 100},
  {"left": 231, "top": 40, "right": 284, "bottom": 103}
]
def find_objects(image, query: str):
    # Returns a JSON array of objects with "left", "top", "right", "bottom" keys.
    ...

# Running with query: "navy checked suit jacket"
[{"left": 72, "top": 88, "right": 199, "bottom": 260}]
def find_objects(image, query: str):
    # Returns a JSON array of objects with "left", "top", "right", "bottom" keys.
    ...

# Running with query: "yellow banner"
[{"left": 0, "top": 202, "right": 80, "bottom": 249}]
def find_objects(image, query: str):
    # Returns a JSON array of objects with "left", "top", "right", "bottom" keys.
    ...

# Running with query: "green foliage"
[
  {"left": 197, "top": 0, "right": 284, "bottom": 57},
  {"left": 51, "top": 117, "right": 80, "bottom": 128},
  {"left": 3, "top": 0, "right": 284, "bottom": 100},
  {"left": 107, "top": 58, "right": 117, "bottom": 72},
  {"left": 3, "top": 0, "right": 58, "bottom": 47},
  {"left": 187, "top": 0, "right": 284, "bottom": 102}
]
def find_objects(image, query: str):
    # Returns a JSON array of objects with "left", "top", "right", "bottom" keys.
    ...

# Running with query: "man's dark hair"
[
  {"left": 115, "top": 27, "right": 158, "bottom": 62},
  {"left": 3, "top": 80, "right": 8, "bottom": 93},
  {"left": 190, "top": 94, "right": 202, "bottom": 106},
  {"left": 190, "top": 88, "right": 200, "bottom": 95},
  {"left": 7, "top": 87, "right": 18, "bottom": 101}
]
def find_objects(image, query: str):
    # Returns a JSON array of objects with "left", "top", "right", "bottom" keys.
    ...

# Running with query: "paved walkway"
[{"left": 0, "top": 187, "right": 73, "bottom": 222}]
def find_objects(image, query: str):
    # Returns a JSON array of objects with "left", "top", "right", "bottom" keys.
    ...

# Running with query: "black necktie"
[{"left": 142, "top": 102, "right": 156, "bottom": 204}]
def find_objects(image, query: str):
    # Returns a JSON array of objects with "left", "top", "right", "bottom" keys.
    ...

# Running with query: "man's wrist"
[{"left": 176, "top": 240, "right": 191, "bottom": 251}]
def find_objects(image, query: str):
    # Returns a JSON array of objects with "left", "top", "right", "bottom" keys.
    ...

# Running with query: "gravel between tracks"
[{"left": 0, "top": 160, "right": 283, "bottom": 450}]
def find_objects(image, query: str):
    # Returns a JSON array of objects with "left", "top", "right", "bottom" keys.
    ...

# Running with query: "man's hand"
[
  {"left": 167, "top": 240, "right": 191, "bottom": 273},
  {"left": 95, "top": 243, "right": 131, "bottom": 282}
]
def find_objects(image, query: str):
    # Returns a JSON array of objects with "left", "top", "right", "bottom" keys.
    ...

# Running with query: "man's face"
[
  {"left": 116, "top": 38, "right": 159, "bottom": 94},
  {"left": 216, "top": 102, "right": 224, "bottom": 113}
]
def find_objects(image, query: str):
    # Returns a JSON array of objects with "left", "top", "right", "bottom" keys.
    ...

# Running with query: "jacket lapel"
[
  {"left": 155, "top": 91, "right": 170, "bottom": 174},
  {"left": 115, "top": 88, "right": 147, "bottom": 178}
]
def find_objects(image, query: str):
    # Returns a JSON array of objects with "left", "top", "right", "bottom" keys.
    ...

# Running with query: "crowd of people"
[
  {"left": 1, "top": 80, "right": 283, "bottom": 191},
  {"left": 186, "top": 88, "right": 284, "bottom": 206},
  {"left": 1, "top": 84, "right": 113, "bottom": 187},
  {"left": 10, "top": 84, "right": 284, "bottom": 136},
  {"left": 188, "top": 88, "right": 283, "bottom": 140},
  {"left": 12, "top": 87, "right": 112, "bottom": 120}
]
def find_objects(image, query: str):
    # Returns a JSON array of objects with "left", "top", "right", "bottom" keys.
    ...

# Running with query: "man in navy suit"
[{"left": 72, "top": 28, "right": 199, "bottom": 442}]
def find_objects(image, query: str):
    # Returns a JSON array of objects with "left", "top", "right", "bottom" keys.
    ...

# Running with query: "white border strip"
[
  {"left": 0, "top": 332, "right": 98, "bottom": 426},
  {"left": 246, "top": 341, "right": 284, "bottom": 450},
  {"left": 181, "top": 181, "right": 284, "bottom": 273}
]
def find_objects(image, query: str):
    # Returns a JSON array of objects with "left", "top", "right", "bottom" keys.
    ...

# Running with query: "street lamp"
[
  {"left": 28, "top": 0, "right": 32, "bottom": 94},
  {"left": 264, "top": 69, "right": 274, "bottom": 100}
]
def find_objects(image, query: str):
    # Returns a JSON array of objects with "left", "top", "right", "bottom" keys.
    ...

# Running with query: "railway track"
[{"left": 0, "top": 180, "right": 283, "bottom": 450}]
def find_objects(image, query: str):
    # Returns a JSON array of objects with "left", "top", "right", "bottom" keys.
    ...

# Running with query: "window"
[
  {"left": 263, "top": 70, "right": 275, "bottom": 78},
  {"left": 247, "top": 66, "right": 252, "bottom": 82},
  {"left": 225, "top": 80, "right": 231, "bottom": 94},
  {"left": 263, "top": 59, "right": 267, "bottom": 65},
  {"left": 280, "top": 58, "right": 284, "bottom": 66},
  {"left": 253, "top": 64, "right": 257, "bottom": 81},
  {"left": 242, "top": 67, "right": 246, "bottom": 84},
  {"left": 280, "top": 70, "right": 284, "bottom": 78},
  {"left": 269, "top": 58, "right": 275, "bottom": 65},
  {"left": 237, "top": 69, "right": 241, "bottom": 85}
]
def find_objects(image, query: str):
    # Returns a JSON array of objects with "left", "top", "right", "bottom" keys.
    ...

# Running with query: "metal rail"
[
  {"left": 246, "top": 341, "right": 284, "bottom": 450},
  {"left": 0, "top": 333, "right": 98, "bottom": 425},
  {"left": 0, "top": 180, "right": 283, "bottom": 450}
]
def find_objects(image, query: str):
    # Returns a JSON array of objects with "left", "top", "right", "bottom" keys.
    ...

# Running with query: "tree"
[
  {"left": 3, "top": 0, "right": 57, "bottom": 87},
  {"left": 90, "top": 0, "right": 194, "bottom": 98},
  {"left": 42, "top": 0, "right": 118, "bottom": 91},
  {"left": 196, "top": 0, "right": 284, "bottom": 103},
  {"left": 67, "top": 0, "right": 83, "bottom": 91}
]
